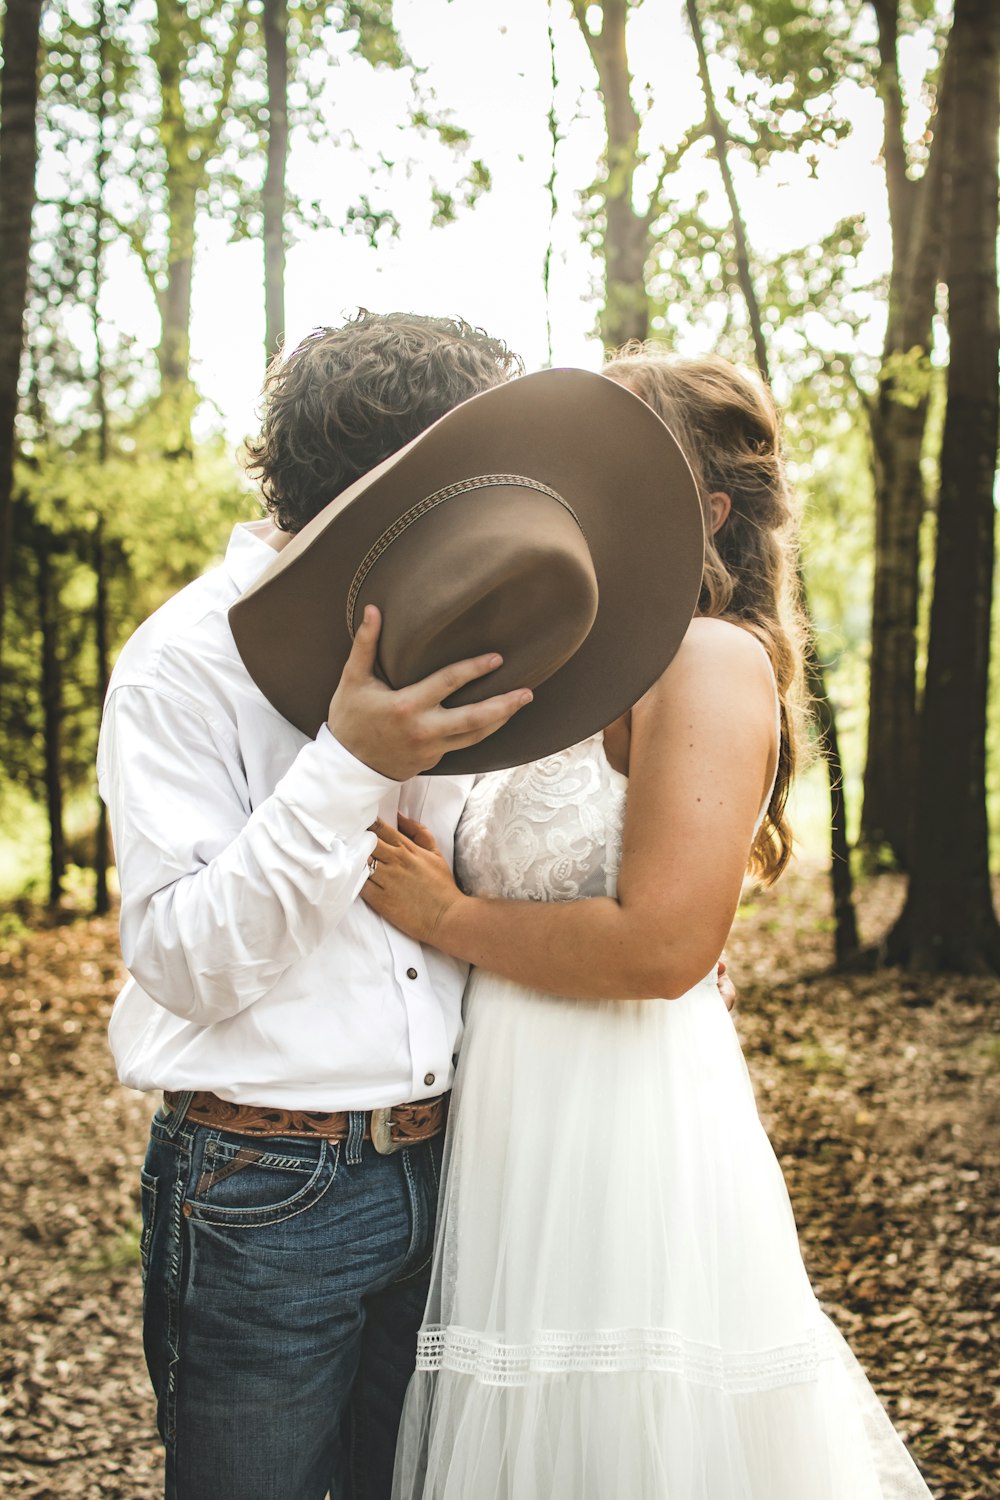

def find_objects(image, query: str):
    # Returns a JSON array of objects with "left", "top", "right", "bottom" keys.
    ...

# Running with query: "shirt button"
[
  {"left": 406, "top": 967, "right": 418, "bottom": 980},
  {"left": 424, "top": 1072, "right": 435, "bottom": 1087}
]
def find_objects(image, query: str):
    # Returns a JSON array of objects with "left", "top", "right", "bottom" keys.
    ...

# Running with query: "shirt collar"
[{"left": 225, "top": 520, "right": 284, "bottom": 596}]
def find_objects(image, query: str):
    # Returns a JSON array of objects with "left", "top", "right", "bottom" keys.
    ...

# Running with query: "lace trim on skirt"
[{"left": 416, "top": 1323, "right": 839, "bottom": 1393}]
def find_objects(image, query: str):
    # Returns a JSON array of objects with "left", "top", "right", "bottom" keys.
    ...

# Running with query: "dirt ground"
[{"left": 0, "top": 866, "right": 997, "bottom": 1499}]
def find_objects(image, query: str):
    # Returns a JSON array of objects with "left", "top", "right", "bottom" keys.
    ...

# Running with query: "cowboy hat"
[{"left": 229, "top": 367, "right": 704, "bottom": 774}]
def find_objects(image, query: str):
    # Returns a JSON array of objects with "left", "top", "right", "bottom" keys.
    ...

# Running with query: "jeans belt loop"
[
  {"left": 345, "top": 1110, "right": 366, "bottom": 1165},
  {"left": 163, "top": 1089, "right": 194, "bottom": 1139}
]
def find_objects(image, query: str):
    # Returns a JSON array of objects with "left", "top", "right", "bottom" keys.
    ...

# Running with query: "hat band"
[{"left": 346, "top": 473, "right": 585, "bottom": 636}]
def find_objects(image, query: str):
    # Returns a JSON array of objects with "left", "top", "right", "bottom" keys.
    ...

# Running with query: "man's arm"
[
  {"left": 101, "top": 609, "right": 532, "bottom": 1027},
  {"left": 101, "top": 687, "right": 394, "bottom": 1026}
]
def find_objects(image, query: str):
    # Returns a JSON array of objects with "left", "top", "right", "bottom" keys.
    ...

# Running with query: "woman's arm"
[{"left": 363, "top": 617, "right": 778, "bottom": 1000}]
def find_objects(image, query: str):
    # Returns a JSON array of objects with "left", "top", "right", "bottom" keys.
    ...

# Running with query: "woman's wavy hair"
[
  {"left": 603, "top": 347, "right": 808, "bottom": 885},
  {"left": 244, "top": 311, "right": 524, "bottom": 533}
]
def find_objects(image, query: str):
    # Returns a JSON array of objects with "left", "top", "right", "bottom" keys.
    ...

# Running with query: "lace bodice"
[
  {"left": 455, "top": 643, "right": 780, "bottom": 909},
  {"left": 454, "top": 735, "right": 627, "bottom": 903}
]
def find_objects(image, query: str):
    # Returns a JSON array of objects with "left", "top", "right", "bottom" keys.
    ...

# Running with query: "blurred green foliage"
[
  {"left": 1, "top": 0, "right": 996, "bottom": 912},
  {"left": 0, "top": 413, "right": 255, "bottom": 903}
]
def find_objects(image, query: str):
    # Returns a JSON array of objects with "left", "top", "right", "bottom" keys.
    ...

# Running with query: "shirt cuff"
[{"left": 275, "top": 725, "right": 399, "bottom": 848}]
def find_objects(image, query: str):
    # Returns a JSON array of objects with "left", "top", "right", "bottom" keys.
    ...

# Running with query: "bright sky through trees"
[{"left": 87, "top": 0, "right": 931, "bottom": 439}]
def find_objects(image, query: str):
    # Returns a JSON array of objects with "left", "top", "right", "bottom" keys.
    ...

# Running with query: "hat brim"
[{"left": 229, "top": 368, "right": 704, "bottom": 774}]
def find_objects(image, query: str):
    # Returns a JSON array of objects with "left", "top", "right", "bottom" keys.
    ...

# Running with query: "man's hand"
[{"left": 327, "top": 606, "right": 533, "bottom": 780}]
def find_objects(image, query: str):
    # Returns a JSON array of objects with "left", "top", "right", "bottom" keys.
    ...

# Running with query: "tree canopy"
[{"left": 0, "top": 0, "right": 997, "bottom": 976}]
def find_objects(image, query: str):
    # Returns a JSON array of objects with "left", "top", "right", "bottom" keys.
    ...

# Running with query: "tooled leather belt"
[{"left": 162, "top": 1089, "right": 447, "bottom": 1155}]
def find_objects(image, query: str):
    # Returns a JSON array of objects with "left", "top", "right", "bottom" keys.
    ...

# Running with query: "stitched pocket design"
[
  {"left": 183, "top": 1134, "right": 338, "bottom": 1229},
  {"left": 138, "top": 1167, "right": 158, "bottom": 1284}
]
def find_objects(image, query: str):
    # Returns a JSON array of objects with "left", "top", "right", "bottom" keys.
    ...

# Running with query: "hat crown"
[{"left": 356, "top": 479, "right": 600, "bottom": 706}]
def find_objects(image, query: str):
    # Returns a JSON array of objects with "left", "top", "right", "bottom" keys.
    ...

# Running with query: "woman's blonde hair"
[{"left": 603, "top": 348, "right": 807, "bottom": 884}]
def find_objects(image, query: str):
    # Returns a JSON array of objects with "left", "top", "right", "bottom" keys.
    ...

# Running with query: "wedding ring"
[{"left": 368, "top": 856, "right": 378, "bottom": 874}]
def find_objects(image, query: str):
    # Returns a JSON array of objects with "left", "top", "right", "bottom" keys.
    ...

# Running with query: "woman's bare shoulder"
[
  {"left": 679, "top": 613, "right": 769, "bottom": 661},
  {"left": 635, "top": 616, "right": 773, "bottom": 718}
]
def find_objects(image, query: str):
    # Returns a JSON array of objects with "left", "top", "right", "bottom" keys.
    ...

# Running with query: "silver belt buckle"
[{"left": 370, "top": 1106, "right": 405, "bottom": 1155}]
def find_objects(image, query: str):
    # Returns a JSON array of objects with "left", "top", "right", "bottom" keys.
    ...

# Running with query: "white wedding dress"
[{"left": 392, "top": 733, "right": 932, "bottom": 1499}]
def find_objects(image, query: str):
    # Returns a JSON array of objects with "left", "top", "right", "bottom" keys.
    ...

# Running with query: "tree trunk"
[
  {"left": 804, "top": 636, "right": 860, "bottom": 961},
  {"left": 862, "top": 395, "right": 926, "bottom": 867},
  {"left": 860, "top": 0, "right": 952, "bottom": 868},
  {"left": 93, "top": 528, "right": 111, "bottom": 912},
  {"left": 886, "top": 0, "right": 1000, "bottom": 972},
  {"left": 0, "top": 0, "right": 43, "bottom": 710},
  {"left": 686, "top": 0, "right": 859, "bottom": 961},
  {"left": 154, "top": 0, "right": 204, "bottom": 452},
  {"left": 154, "top": 179, "right": 197, "bottom": 458},
  {"left": 34, "top": 528, "right": 66, "bottom": 910},
  {"left": 263, "top": 0, "right": 289, "bottom": 367},
  {"left": 92, "top": 0, "right": 112, "bottom": 915},
  {"left": 150, "top": 0, "right": 251, "bottom": 444},
  {"left": 543, "top": 0, "right": 559, "bottom": 369},
  {"left": 570, "top": 1, "right": 649, "bottom": 349},
  {"left": 685, "top": 0, "right": 768, "bottom": 378},
  {"left": 158, "top": 180, "right": 197, "bottom": 393},
  {"left": 94, "top": 523, "right": 111, "bottom": 915}
]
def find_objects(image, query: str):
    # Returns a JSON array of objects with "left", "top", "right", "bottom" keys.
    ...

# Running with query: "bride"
[{"left": 363, "top": 350, "right": 932, "bottom": 1499}]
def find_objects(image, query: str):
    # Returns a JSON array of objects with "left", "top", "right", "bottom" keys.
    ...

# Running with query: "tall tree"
[
  {"left": 151, "top": 0, "right": 251, "bottom": 444},
  {"left": 568, "top": 0, "right": 648, "bottom": 347},
  {"left": 860, "top": 0, "right": 953, "bottom": 870},
  {"left": 88, "top": 0, "right": 482, "bottom": 432},
  {"left": 32, "top": 522, "right": 66, "bottom": 909},
  {"left": 686, "top": 0, "right": 860, "bottom": 961},
  {"left": 262, "top": 0, "right": 288, "bottom": 366},
  {"left": 543, "top": 0, "right": 560, "bottom": 368},
  {"left": 566, "top": 0, "right": 860, "bottom": 355},
  {"left": 886, "top": 0, "right": 1000, "bottom": 972},
  {"left": 684, "top": 0, "right": 767, "bottom": 378},
  {"left": 0, "top": 0, "right": 44, "bottom": 701},
  {"left": 91, "top": 0, "right": 113, "bottom": 915},
  {"left": 688, "top": 0, "right": 959, "bottom": 880}
]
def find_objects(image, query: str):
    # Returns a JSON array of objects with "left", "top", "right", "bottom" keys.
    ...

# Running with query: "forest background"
[
  {"left": 0, "top": 1, "right": 998, "bottom": 1496},
  {"left": 0, "top": 0, "right": 998, "bottom": 971}
]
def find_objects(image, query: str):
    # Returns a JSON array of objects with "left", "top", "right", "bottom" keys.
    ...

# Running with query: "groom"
[{"left": 98, "top": 311, "right": 532, "bottom": 1500}]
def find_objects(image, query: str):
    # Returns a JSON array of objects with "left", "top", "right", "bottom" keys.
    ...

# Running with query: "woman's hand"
[
  {"left": 717, "top": 957, "right": 737, "bottom": 1013},
  {"left": 360, "top": 814, "right": 466, "bottom": 945}
]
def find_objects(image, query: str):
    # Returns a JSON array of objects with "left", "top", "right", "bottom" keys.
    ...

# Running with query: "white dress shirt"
[{"left": 97, "top": 521, "right": 474, "bottom": 1109}]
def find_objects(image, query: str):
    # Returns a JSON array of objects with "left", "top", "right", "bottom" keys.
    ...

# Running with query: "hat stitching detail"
[{"left": 346, "top": 474, "right": 585, "bottom": 637}]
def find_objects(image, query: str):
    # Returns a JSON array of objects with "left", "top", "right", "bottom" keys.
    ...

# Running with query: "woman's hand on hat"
[
  {"left": 361, "top": 813, "right": 465, "bottom": 945},
  {"left": 327, "top": 606, "right": 533, "bottom": 781}
]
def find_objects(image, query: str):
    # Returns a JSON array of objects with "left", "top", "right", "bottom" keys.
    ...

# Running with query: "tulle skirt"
[{"left": 392, "top": 969, "right": 932, "bottom": 1499}]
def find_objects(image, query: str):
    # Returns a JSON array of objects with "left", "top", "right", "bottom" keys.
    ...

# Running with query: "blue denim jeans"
[{"left": 140, "top": 1098, "right": 443, "bottom": 1500}]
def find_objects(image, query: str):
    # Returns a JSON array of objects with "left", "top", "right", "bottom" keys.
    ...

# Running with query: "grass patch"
[
  {"left": 968, "top": 1034, "right": 1000, "bottom": 1069},
  {"left": 0, "top": 781, "right": 50, "bottom": 901},
  {"left": 77, "top": 1222, "right": 142, "bottom": 1274},
  {"left": 791, "top": 1041, "right": 849, "bottom": 1073}
]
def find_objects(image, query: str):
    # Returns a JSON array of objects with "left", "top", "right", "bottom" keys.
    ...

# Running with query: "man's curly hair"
[{"left": 244, "top": 311, "right": 524, "bottom": 533}]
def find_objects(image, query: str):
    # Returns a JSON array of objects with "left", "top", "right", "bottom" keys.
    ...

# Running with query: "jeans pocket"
[
  {"left": 395, "top": 1136, "right": 443, "bottom": 1285},
  {"left": 138, "top": 1167, "right": 158, "bottom": 1285},
  {"left": 184, "top": 1133, "right": 339, "bottom": 1229}
]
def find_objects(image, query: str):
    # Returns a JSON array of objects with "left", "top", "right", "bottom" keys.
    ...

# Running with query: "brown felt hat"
[{"left": 229, "top": 367, "right": 704, "bottom": 774}]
